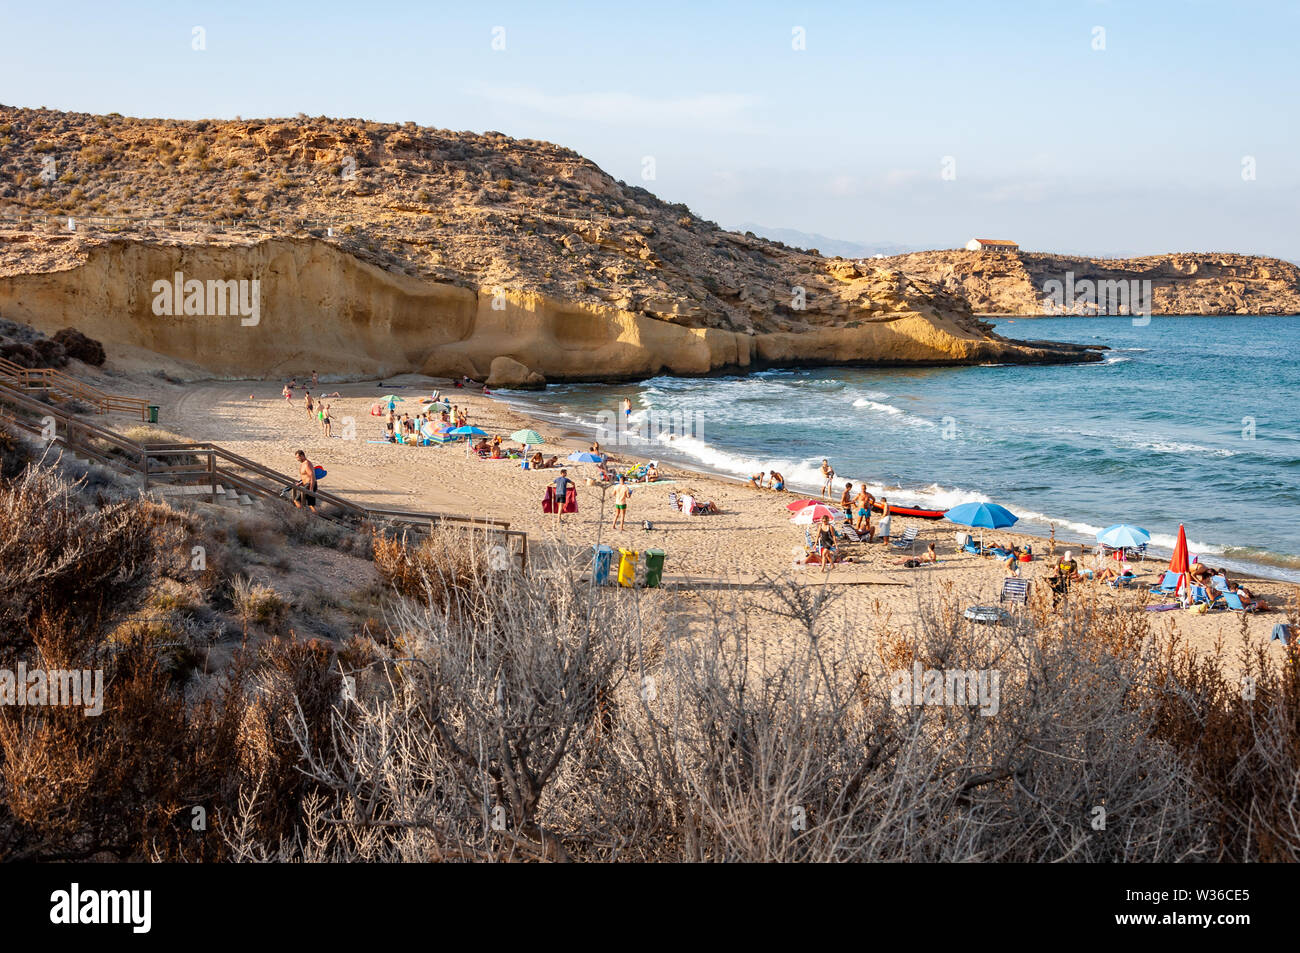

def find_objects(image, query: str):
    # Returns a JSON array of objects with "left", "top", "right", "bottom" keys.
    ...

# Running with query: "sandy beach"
[{"left": 75, "top": 358, "right": 1296, "bottom": 671}]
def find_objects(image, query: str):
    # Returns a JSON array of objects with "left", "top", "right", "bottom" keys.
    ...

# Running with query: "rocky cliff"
[
  {"left": 0, "top": 105, "right": 1100, "bottom": 380},
  {"left": 874, "top": 250, "right": 1300, "bottom": 316}
]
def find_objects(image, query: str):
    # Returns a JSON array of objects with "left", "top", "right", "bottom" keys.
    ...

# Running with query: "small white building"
[{"left": 965, "top": 238, "right": 1020, "bottom": 252}]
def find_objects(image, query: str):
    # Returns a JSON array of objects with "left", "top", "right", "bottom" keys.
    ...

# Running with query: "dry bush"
[{"left": 0, "top": 466, "right": 171, "bottom": 651}]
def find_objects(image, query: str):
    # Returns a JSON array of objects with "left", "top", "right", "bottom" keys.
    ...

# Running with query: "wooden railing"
[
  {"left": 0, "top": 356, "right": 152, "bottom": 421},
  {"left": 0, "top": 381, "right": 527, "bottom": 570}
]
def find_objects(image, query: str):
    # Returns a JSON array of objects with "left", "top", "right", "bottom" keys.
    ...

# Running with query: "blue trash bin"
[{"left": 592, "top": 545, "right": 615, "bottom": 585}]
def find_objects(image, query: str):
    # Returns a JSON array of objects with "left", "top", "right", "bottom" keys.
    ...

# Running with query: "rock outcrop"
[{"left": 873, "top": 250, "right": 1300, "bottom": 316}]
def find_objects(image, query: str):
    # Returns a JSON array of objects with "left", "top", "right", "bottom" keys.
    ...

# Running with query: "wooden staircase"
[{"left": 0, "top": 356, "right": 153, "bottom": 420}]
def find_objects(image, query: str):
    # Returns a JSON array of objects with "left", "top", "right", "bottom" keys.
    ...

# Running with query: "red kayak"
[{"left": 871, "top": 501, "right": 945, "bottom": 520}]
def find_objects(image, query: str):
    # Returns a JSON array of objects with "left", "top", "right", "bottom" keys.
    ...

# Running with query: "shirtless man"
[
  {"left": 611, "top": 477, "right": 632, "bottom": 530},
  {"left": 293, "top": 450, "right": 318, "bottom": 514},
  {"left": 768, "top": 470, "right": 785, "bottom": 491}
]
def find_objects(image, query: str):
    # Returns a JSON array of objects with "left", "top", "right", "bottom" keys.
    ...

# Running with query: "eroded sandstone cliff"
[{"left": 0, "top": 105, "right": 1101, "bottom": 379}]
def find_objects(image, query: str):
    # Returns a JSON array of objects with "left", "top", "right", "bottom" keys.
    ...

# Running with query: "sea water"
[{"left": 501, "top": 316, "right": 1300, "bottom": 582}]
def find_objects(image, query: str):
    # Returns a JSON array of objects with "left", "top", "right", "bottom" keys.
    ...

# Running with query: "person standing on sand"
[
  {"left": 877, "top": 498, "right": 892, "bottom": 545},
  {"left": 292, "top": 450, "right": 318, "bottom": 514},
  {"left": 611, "top": 476, "right": 632, "bottom": 530},
  {"left": 321, "top": 403, "right": 332, "bottom": 437},
  {"left": 840, "top": 482, "right": 854, "bottom": 512},
  {"left": 853, "top": 485, "right": 871, "bottom": 535},
  {"left": 815, "top": 514, "right": 839, "bottom": 574},
  {"left": 554, "top": 469, "right": 573, "bottom": 525},
  {"left": 820, "top": 460, "right": 835, "bottom": 500},
  {"left": 282, "top": 384, "right": 292, "bottom": 403},
  {"left": 305, "top": 392, "right": 314, "bottom": 419}
]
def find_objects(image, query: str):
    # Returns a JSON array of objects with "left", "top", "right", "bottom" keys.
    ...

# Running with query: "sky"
[{"left": 3, "top": 0, "right": 1298, "bottom": 259}]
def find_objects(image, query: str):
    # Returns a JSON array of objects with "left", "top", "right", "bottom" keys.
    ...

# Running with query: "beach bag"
[
  {"left": 369, "top": 403, "right": 383, "bottom": 416},
  {"left": 542, "top": 486, "right": 556, "bottom": 514},
  {"left": 563, "top": 485, "right": 578, "bottom": 514}
]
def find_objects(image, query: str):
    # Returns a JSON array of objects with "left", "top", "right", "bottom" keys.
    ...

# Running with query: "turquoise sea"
[{"left": 503, "top": 316, "right": 1300, "bottom": 582}]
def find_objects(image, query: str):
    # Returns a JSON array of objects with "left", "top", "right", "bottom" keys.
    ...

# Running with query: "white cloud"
[{"left": 466, "top": 85, "right": 759, "bottom": 126}]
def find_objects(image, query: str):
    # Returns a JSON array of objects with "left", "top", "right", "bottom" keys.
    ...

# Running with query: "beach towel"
[
  {"left": 542, "top": 485, "right": 556, "bottom": 514},
  {"left": 563, "top": 484, "right": 578, "bottom": 514}
]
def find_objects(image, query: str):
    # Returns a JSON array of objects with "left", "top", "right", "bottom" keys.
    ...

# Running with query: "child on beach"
[
  {"left": 840, "top": 482, "right": 854, "bottom": 511},
  {"left": 820, "top": 460, "right": 835, "bottom": 500}
]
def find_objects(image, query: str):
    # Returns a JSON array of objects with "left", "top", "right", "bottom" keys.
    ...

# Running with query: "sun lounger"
[
  {"left": 1149, "top": 570, "right": 1181, "bottom": 594},
  {"left": 840, "top": 524, "right": 866, "bottom": 543},
  {"left": 890, "top": 525, "right": 919, "bottom": 552},
  {"left": 1223, "top": 591, "right": 1259, "bottom": 613},
  {"left": 1189, "top": 584, "right": 1223, "bottom": 609},
  {"left": 963, "top": 578, "right": 1030, "bottom": 624}
]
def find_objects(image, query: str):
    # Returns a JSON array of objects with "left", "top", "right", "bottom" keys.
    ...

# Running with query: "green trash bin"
[
  {"left": 148, "top": 405, "right": 159, "bottom": 424},
  {"left": 643, "top": 548, "right": 666, "bottom": 588}
]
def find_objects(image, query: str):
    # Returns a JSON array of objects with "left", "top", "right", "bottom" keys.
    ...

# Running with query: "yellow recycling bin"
[{"left": 617, "top": 548, "right": 638, "bottom": 588}]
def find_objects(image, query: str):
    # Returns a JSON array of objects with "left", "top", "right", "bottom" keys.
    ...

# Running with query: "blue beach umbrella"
[
  {"left": 450, "top": 426, "right": 489, "bottom": 437},
  {"left": 943, "top": 501, "right": 1019, "bottom": 549},
  {"left": 567, "top": 452, "right": 604, "bottom": 463},
  {"left": 1096, "top": 524, "right": 1150, "bottom": 550}
]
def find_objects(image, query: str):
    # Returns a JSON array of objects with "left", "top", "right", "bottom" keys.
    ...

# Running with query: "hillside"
[
  {"left": 0, "top": 105, "right": 1098, "bottom": 381},
  {"left": 875, "top": 250, "right": 1300, "bottom": 316}
]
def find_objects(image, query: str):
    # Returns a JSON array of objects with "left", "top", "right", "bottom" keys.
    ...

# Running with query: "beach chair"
[
  {"left": 1149, "top": 570, "right": 1181, "bottom": 594},
  {"left": 1189, "top": 585, "right": 1223, "bottom": 609},
  {"left": 1126, "top": 543, "right": 1148, "bottom": 562},
  {"left": 962, "top": 539, "right": 984, "bottom": 557},
  {"left": 964, "top": 578, "right": 1029, "bottom": 625},
  {"left": 1223, "top": 591, "right": 1258, "bottom": 613},
  {"left": 890, "top": 525, "right": 919, "bottom": 553},
  {"left": 1211, "top": 574, "right": 1228, "bottom": 592},
  {"left": 804, "top": 527, "right": 818, "bottom": 552},
  {"left": 1000, "top": 577, "right": 1031, "bottom": 608},
  {"left": 667, "top": 492, "right": 681, "bottom": 511},
  {"left": 841, "top": 524, "right": 866, "bottom": 543}
]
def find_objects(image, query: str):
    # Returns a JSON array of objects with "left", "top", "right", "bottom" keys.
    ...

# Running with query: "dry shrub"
[
  {"left": 371, "top": 526, "right": 488, "bottom": 610},
  {"left": 0, "top": 466, "right": 170, "bottom": 651}
]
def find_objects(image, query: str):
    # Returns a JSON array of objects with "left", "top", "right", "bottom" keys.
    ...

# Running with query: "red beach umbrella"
[
  {"left": 786, "top": 498, "right": 820, "bottom": 512},
  {"left": 1169, "top": 524, "right": 1190, "bottom": 594},
  {"left": 791, "top": 504, "right": 844, "bottom": 524}
]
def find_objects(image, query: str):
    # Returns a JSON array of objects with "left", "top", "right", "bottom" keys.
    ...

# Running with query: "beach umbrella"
[
  {"left": 786, "top": 498, "right": 820, "bottom": 512},
  {"left": 567, "top": 452, "right": 604, "bottom": 463},
  {"left": 451, "top": 426, "right": 489, "bottom": 437},
  {"left": 791, "top": 503, "right": 843, "bottom": 525},
  {"left": 1097, "top": 524, "right": 1149, "bottom": 558},
  {"left": 1169, "top": 524, "right": 1190, "bottom": 595},
  {"left": 380, "top": 395, "right": 405, "bottom": 403},
  {"left": 511, "top": 429, "right": 544, "bottom": 446},
  {"left": 943, "top": 501, "right": 1019, "bottom": 550}
]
